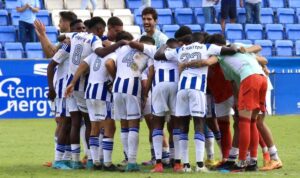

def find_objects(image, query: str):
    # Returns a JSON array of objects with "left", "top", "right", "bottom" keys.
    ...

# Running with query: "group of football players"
[{"left": 34, "top": 6, "right": 283, "bottom": 173}]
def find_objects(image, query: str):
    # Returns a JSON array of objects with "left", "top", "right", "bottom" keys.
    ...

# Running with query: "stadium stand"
[
  {"left": 237, "top": 8, "right": 246, "bottom": 23},
  {"left": 156, "top": 9, "right": 173, "bottom": 26},
  {"left": 126, "top": 0, "right": 143, "bottom": 9},
  {"left": 286, "top": 24, "right": 300, "bottom": 41},
  {"left": 44, "top": 0, "right": 64, "bottom": 10},
  {"left": 37, "top": 10, "right": 51, "bottom": 26},
  {"left": 25, "top": 42, "right": 44, "bottom": 58},
  {"left": 162, "top": 24, "right": 180, "bottom": 38},
  {"left": 65, "top": 0, "right": 83, "bottom": 9},
  {"left": 266, "top": 24, "right": 284, "bottom": 41},
  {"left": 166, "top": 0, "right": 185, "bottom": 9},
  {"left": 0, "top": 10, "right": 8, "bottom": 26},
  {"left": 245, "top": 24, "right": 263, "bottom": 41},
  {"left": 225, "top": 24, "right": 243, "bottom": 41},
  {"left": 260, "top": 8, "right": 274, "bottom": 24},
  {"left": 113, "top": 9, "right": 133, "bottom": 25},
  {"left": 106, "top": 0, "right": 125, "bottom": 9},
  {"left": 185, "top": 24, "right": 201, "bottom": 32},
  {"left": 123, "top": 25, "right": 141, "bottom": 39},
  {"left": 4, "top": 42, "right": 23, "bottom": 59},
  {"left": 234, "top": 40, "right": 253, "bottom": 45},
  {"left": 275, "top": 40, "right": 294, "bottom": 56},
  {"left": 289, "top": 0, "right": 300, "bottom": 8},
  {"left": 151, "top": 0, "right": 166, "bottom": 8},
  {"left": 186, "top": 0, "right": 202, "bottom": 8},
  {"left": 4, "top": 0, "right": 19, "bottom": 10},
  {"left": 269, "top": 0, "right": 286, "bottom": 8},
  {"left": 51, "top": 10, "right": 67, "bottom": 28},
  {"left": 73, "top": 10, "right": 92, "bottom": 22},
  {"left": 133, "top": 9, "right": 143, "bottom": 26},
  {"left": 174, "top": 8, "right": 194, "bottom": 25},
  {"left": 277, "top": 8, "right": 295, "bottom": 24},
  {"left": 45, "top": 26, "right": 58, "bottom": 43},
  {"left": 0, "top": 26, "right": 17, "bottom": 44},
  {"left": 255, "top": 40, "right": 273, "bottom": 57},
  {"left": 194, "top": 8, "right": 205, "bottom": 24},
  {"left": 11, "top": 9, "right": 20, "bottom": 26},
  {"left": 296, "top": 40, "right": 300, "bottom": 55},
  {"left": 204, "top": 24, "right": 222, "bottom": 35},
  {"left": 93, "top": 9, "right": 112, "bottom": 23}
]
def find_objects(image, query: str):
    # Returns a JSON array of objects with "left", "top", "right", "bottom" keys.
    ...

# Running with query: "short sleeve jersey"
[
  {"left": 112, "top": 45, "right": 155, "bottom": 96},
  {"left": 83, "top": 53, "right": 114, "bottom": 101},
  {"left": 67, "top": 32, "right": 103, "bottom": 92},
  {"left": 165, "top": 42, "right": 209, "bottom": 92}
]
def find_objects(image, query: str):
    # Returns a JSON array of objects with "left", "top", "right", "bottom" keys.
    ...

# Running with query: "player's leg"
[
  {"left": 167, "top": 118, "right": 175, "bottom": 166},
  {"left": 141, "top": 113, "right": 155, "bottom": 166},
  {"left": 82, "top": 112, "right": 92, "bottom": 168},
  {"left": 151, "top": 114, "right": 165, "bottom": 172}
]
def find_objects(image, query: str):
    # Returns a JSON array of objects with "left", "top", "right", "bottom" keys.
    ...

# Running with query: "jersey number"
[
  {"left": 72, "top": 44, "right": 83, "bottom": 65},
  {"left": 93, "top": 57, "right": 101, "bottom": 71},
  {"left": 180, "top": 52, "right": 202, "bottom": 62}
]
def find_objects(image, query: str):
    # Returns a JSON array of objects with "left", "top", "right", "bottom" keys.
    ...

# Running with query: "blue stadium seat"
[
  {"left": 5, "top": 0, "right": 18, "bottom": 10},
  {"left": 11, "top": 9, "right": 20, "bottom": 26},
  {"left": 254, "top": 40, "right": 273, "bottom": 56},
  {"left": 134, "top": 9, "right": 143, "bottom": 25},
  {"left": 186, "top": 24, "right": 202, "bottom": 32},
  {"left": 268, "top": 0, "right": 285, "bottom": 8},
  {"left": 152, "top": 0, "right": 166, "bottom": 8},
  {"left": 175, "top": 8, "right": 194, "bottom": 25},
  {"left": 157, "top": 9, "right": 173, "bottom": 25},
  {"left": 194, "top": 8, "right": 205, "bottom": 24},
  {"left": 125, "top": 0, "right": 142, "bottom": 9},
  {"left": 286, "top": 24, "right": 300, "bottom": 41},
  {"left": 297, "top": 8, "right": 300, "bottom": 22},
  {"left": 237, "top": 8, "right": 246, "bottom": 23},
  {"left": 45, "top": 26, "right": 58, "bottom": 43},
  {"left": 0, "top": 10, "right": 9, "bottom": 26},
  {"left": 245, "top": 24, "right": 263, "bottom": 41},
  {"left": 204, "top": 24, "right": 222, "bottom": 34},
  {"left": 162, "top": 25, "right": 180, "bottom": 38},
  {"left": 289, "top": 0, "right": 300, "bottom": 8},
  {"left": 25, "top": 42, "right": 44, "bottom": 58},
  {"left": 260, "top": 8, "right": 274, "bottom": 24},
  {"left": 225, "top": 24, "right": 243, "bottom": 41},
  {"left": 275, "top": 40, "right": 293, "bottom": 56},
  {"left": 295, "top": 40, "right": 300, "bottom": 55},
  {"left": 0, "top": 26, "right": 17, "bottom": 44},
  {"left": 234, "top": 40, "right": 253, "bottom": 45},
  {"left": 4, "top": 42, "right": 23, "bottom": 59},
  {"left": 166, "top": 0, "right": 185, "bottom": 8},
  {"left": 277, "top": 8, "right": 295, "bottom": 24},
  {"left": 266, "top": 24, "right": 284, "bottom": 41},
  {"left": 186, "top": 0, "right": 202, "bottom": 8},
  {"left": 37, "top": 10, "right": 51, "bottom": 26}
]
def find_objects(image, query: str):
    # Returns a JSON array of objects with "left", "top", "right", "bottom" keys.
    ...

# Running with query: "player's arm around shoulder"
[{"left": 154, "top": 44, "right": 169, "bottom": 60}]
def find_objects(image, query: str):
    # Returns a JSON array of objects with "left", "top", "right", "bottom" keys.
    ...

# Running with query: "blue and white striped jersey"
[
  {"left": 67, "top": 32, "right": 103, "bottom": 92},
  {"left": 83, "top": 53, "right": 114, "bottom": 101},
  {"left": 112, "top": 45, "right": 155, "bottom": 97},
  {"left": 52, "top": 43, "right": 70, "bottom": 99},
  {"left": 165, "top": 42, "right": 209, "bottom": 92}
]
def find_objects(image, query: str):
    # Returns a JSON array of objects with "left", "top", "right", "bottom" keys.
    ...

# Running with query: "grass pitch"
[{"left": 0, "top": 115, "right": 300, "bottom": 178}]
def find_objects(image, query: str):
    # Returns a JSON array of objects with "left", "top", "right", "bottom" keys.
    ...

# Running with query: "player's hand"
[
  {"left": 240, "top": 0, "right": 244, "bottom": 8},
  {"left": 48, "top": 87, "right": 56, "bottom": 101},
  {"left": 118, "top": 40, "right": 129, "bottom": 46},
  {"left": 263, "top": 66, "right": 270, "bottom": 76},
  {"left": 25, "top": 3, "right": 30, "bottom": 8},
  {"left": 178, "top": 63, "right": 187, "bottom": 74},
  {"left": 238, "top": 46, "right": 247, "bottom": 53},
  {"left": 102, "top": 40, "right": 112, "bottom": 47},
  {"left": 34, "top": 20, "right": 46, "bottom": 37},
  {"left": 106, "top": 80, "right": 113, "bottom": 93},
  {"left": 63, "top": 38, "right": 71, "bottom": 45},
  {"left": 65, "top": 84, "right": 74, "bottom": 98}
]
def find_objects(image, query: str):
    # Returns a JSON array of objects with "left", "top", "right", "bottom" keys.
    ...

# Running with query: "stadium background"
[{"left": 0, "top": 0, "right": 300, "bottom": 118}]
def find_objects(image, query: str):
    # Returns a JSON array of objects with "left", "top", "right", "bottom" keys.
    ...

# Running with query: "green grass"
[{"left": 0, "top": 115, "right": 300, "bottom": 178}]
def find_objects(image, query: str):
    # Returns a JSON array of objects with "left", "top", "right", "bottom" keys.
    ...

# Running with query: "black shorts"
[{"left": 221, "top": 0, "right": 237, "bottom": 19}]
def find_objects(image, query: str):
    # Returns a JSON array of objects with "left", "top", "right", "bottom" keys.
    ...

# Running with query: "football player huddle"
[{"left": 34, "top": 7, "right": 282, "bottom": 173}]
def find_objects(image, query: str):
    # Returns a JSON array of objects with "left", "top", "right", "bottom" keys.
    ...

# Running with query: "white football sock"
[
  {"left": 63, "top": 145, "right": 72, "bottom": 161},
  {"left": 71, "top": 144, "right": 80, "bottom": 162},
  {"left": 103, "top": 138, "right": 114, "bottom": 166},
  {"left": 195, "top": 132, "right": 205, "bottom": 163},
  {"left": 121, "top": 128, "right": 129, "bottom": 161},
  {"left": 128, "top": 128, "right": 139, "bottom": 163},
  {"left": 55, "top": 144, "right": 65, "bottom": 161},
  {"left": 180, "top": 133, "right": 189, "bottom": 164},
  {"left": 205, "top": 131, "right": 214, "bottom": 160},
  {"left": 269, "top": 145, "right": 279, "bottom": 161},
  {"left": 152, "top": 129, "right": 163, "bottom": 160},
  {"left": 89, "top": 136, "right": 100, "bottom": 164},
  {"left": 173, "top": 129, "right": 181, "bottom": 160}
]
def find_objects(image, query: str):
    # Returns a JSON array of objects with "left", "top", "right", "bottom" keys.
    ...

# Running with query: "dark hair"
[
  {"left": 83, "top": 19, "right": 90, "bottom": 28},
  {"left": 107, "top": 16, "right": 123, "bottom": 27},
  {"left": 142, "top": 7, "right": 158, "bottom": 20},
  {"left": 59, "top": 11, "right": 77, "bottom": 22},
  {"left": 192, "top": 32, "right": 208, "bottom": 43},
  {"left": 139, "top": 35, "right": 155, "bottom": 45},
  {"left": 178, "top": 35, "right": 193, "bottom": 44},
  {"left": 206, "top": 33, "right": 226, "bottom": 45},
  {"left": 88, "top": 17, "right": 106, "bottom": 29},
  {"left": 115, "top": 31, "right": 134, "bottom": 42},
  {"left": 174, "top": 26, "right": 192, "bottom": 39},
  {"left": 166, "top": 38, "right": 178, "bottom": 48},
  {"left": 70, "top": 19, "right": 83, "bottom": 28}
]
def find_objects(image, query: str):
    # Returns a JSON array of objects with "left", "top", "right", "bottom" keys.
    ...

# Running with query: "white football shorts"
[{"left": 113, "top": 93, "right": 141, "bottom": 120}]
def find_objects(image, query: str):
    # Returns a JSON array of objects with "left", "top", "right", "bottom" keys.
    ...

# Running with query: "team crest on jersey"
[{"left": 93, "top": 57, "right": 101, "bottom": 71}]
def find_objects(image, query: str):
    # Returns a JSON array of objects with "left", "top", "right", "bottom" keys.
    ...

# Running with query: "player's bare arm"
[
  {"left": 94, "top": 40, "right": 129, "bottom": 57},
  {"left": 244, "top": 45, "right": 262, "bottom": 54},
  {"left": 182, "top": 56, "right": 219, "bottom": 69},
  {"left": 256, "top": 55, "right": 268, "bottom": 66},
  {"left": 128, "top": 41, "right": 144, "bottom": 51},
  {"left": 34, "top": 20, "right": 59, "bottom": 58},
  {"left": 105, "top": 59, "right": 116, "bottom": 81},
  {"left": 65, "top": 62, "right": 89, "bottom": 97},
  {"left": 47, "top": 60, "right": 59, "bottom": 101},
  {"left": 144, "top": 65, "right": 154, "bottom": 98},
  {"left": 220, "top": 45, "right": 240, "bottom": 55},
  {"left": 154, "top": 44, "right": 168, "bottom": 60}
]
